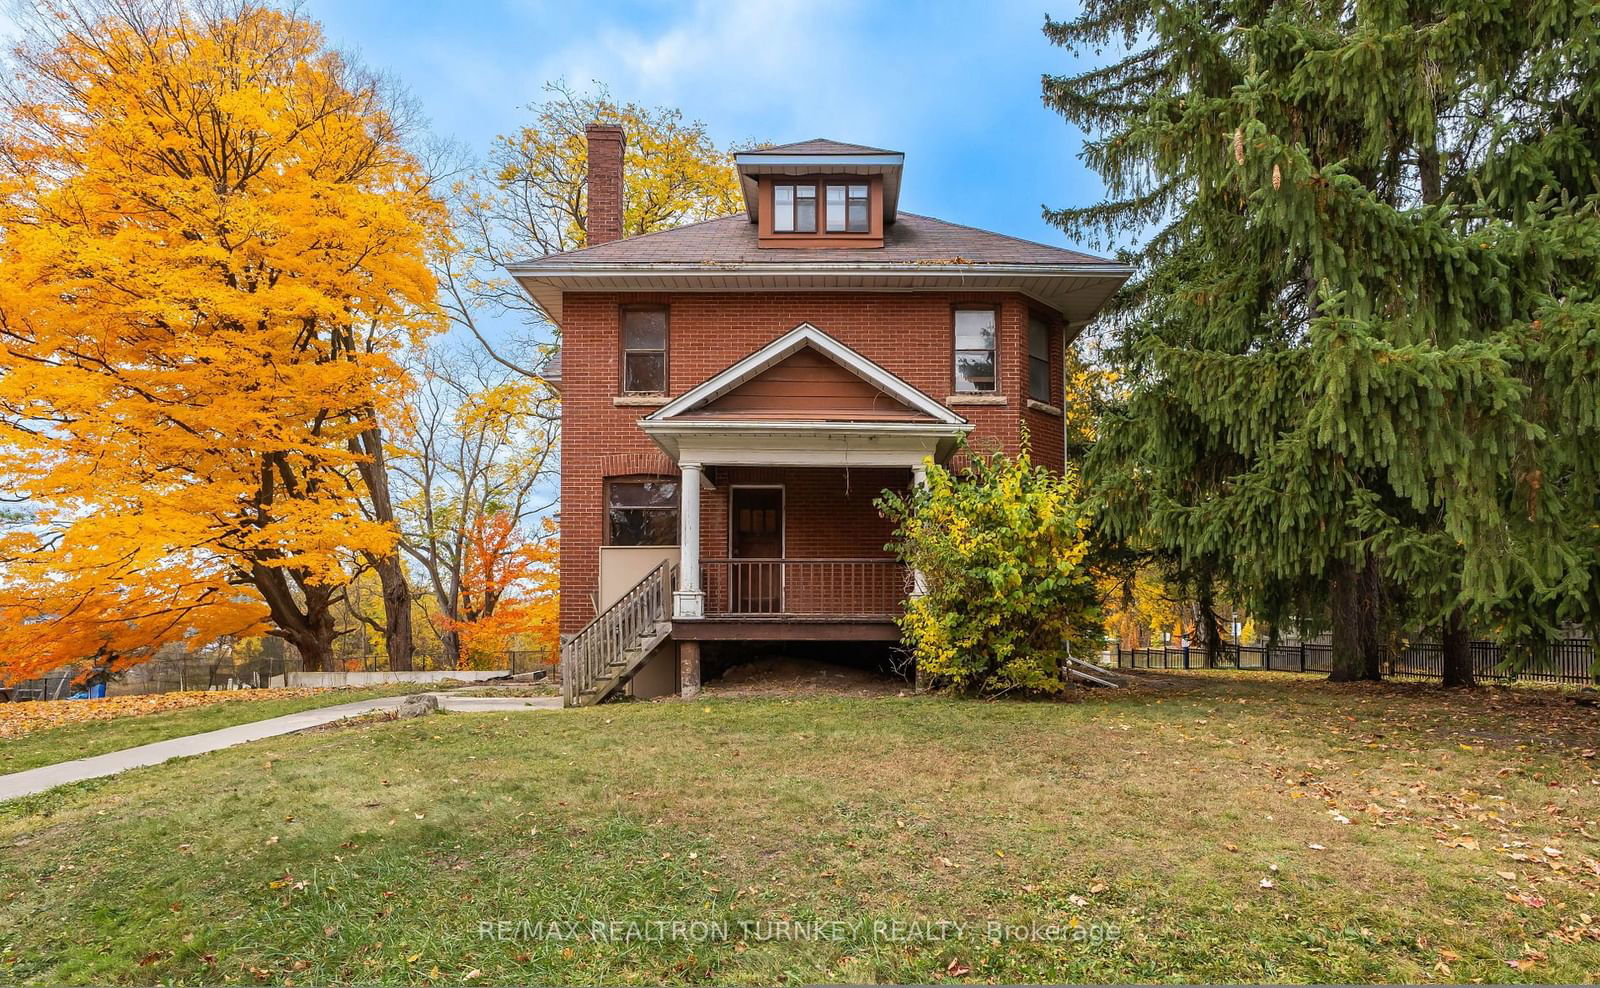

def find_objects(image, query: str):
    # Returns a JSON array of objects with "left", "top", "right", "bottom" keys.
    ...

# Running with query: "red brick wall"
[{"left": 558, "top": 291, "right": 1068, "bottom": 633}]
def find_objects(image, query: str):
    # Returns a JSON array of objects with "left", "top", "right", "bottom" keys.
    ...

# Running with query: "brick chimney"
[{"left": 585, "top": 123, "right": 625, "bottom": 246}]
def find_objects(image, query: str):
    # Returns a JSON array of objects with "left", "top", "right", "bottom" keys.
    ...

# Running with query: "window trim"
[
  {"left": 824, "top": 182, "right": 871, "bottom": 233},
  {"left": 771, "top": 181, "right": 818, "bottom": 234},
  {"left": 764, "top": 177, "right": 878, "bottom": 239},
  {"left": 952, "top": 304, "right": 1000, "bottom": 395},
  {"left": 1027, "top": 312, "right": 1054, "bottom": 403},
  {"left": 619, "top": 304, "right": 669, "bottom": 395},
  {"left": 603, "top": 474, "right": 681, "bottom": 547}
]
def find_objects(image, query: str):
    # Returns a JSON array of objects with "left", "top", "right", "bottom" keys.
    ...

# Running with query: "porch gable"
[
  {"left": 644, "top": 322, "right": 967, "bottom": 428},
  {"left": 687, "top": 345, "right": 934, "bottom": 422}
]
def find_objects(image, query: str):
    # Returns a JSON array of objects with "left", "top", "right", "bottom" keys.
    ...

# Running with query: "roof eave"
[
  {"left": 507, "top": 260, "right": 1133, "bottom": 278},
  {"left": 510, "top": 262, "right": 1133, "bottom": 328}
]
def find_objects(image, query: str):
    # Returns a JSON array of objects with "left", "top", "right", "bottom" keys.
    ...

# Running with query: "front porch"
[
  {"left": 563, "top": 324, "right": 968, "bottom": 705},
  {"left": 677, "top": 463, "right": 912, "bottom": 640}
]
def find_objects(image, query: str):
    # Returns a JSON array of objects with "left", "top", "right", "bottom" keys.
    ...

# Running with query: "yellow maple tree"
[
  {"left": 0, "top": 0, "right": 445, "bottom": 678},
  {"left": 488, "top": 81, "right": 745, "bottom": 254}
]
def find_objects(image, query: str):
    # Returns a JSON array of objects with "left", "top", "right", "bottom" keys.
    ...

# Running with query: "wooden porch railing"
[
  {"left": 700, "top": 558, "right": 908, "bottom": 618},
  {"left": 561, "top": 560, "right": 677, "bottom": 706}
]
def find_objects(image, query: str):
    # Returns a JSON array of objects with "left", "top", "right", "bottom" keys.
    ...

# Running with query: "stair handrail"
[{"left": 561, "top": 560, "right": 678, "bottom": 706}]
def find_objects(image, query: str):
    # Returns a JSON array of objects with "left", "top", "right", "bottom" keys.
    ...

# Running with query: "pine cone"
[{"left": 1233, "top": 127, "right": 1245, "bottom": 164}]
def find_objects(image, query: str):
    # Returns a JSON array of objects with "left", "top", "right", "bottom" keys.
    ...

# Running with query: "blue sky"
[{"left": 309, "top": 0, "right": 1111, "bottom": 255}]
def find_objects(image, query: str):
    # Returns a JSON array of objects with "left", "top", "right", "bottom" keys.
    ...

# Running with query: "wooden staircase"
[{"left": 561, "top": 561, "right": 678, "bottom": 707}]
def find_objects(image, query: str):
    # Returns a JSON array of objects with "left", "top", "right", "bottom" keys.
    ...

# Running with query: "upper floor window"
[
  {"left": 953, "top": 308, "right": 997, "bottom": 393},
  {"left": 1028, "top": 315, "right": 1052, "bottom": 402},
  {"left": 607, "top": 477, "right": 679, "bottom": 546},
  {"left": 825, "top": 183, "right": 870, "bottom": 233},
  {"left": 772, "top": 183, "right": 817, "bottom": 233},
  {"left": 621, "top": 306, "right": 668, "bottom": 394}
]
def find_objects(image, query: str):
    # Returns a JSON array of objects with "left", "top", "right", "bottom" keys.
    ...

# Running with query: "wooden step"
[{"left": 577, "top": 625, "right": 674, "bottom": 706}]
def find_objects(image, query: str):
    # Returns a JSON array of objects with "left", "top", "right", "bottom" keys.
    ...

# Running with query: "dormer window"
[
  {"left": 739, "top": 141, "right": 901, "bottom": 248},
  {"left": 772, "top": 183, "right": 817, "bottom": 233},
  {"left": 826, "top": 184, "right": 870, "bottom": 233}
]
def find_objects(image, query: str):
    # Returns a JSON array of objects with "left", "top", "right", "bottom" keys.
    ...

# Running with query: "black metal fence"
[
  {"left": 1116, "top": 638, "right": 1598, "bottom": 685},
  {"left": 504, "top": 649, "right": 556, "bottom": 676}
]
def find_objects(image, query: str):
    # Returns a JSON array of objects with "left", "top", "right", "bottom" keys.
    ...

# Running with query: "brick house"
[{"left": 511, "top": 129, "right": 1129, "bottom": 705}]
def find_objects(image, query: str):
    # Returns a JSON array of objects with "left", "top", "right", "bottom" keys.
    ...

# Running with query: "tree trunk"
[
  {"left": 369, "top": 552, "right": 414, "bottom": 671},
  {"left": 269, "top": 597, "right": 337, "bottom": 673},
  {"left": 350, "top": 424, "right": 414, "bottom": 671},
  {"left": 280, "top": 622, "right": 335, "bottom": 673},
  {"left": 247, "top": 563, "right": 338, "bottom": 673},
  {"left": 1361, "top": 554, "right": 1385, "bottom": 680},
  {"left": 1440, "top": 606, "right": 1475, "bottom": 687},
  {"left": 440, "top": 629, "right": 462, "bottom": 671},
  {"left": 1195, "top": 570, "right": 1226, "bottom": 668},
  {"left": 1329, "top": 555, "right": 1383, "bottom": 682}
]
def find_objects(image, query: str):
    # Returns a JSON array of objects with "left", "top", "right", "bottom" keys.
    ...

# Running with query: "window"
[
  {"left": 772, "top": 183, "right": 816, "bottom": 233},
  {"left": 1028, "top": 315, "right": 1052, "bottom": 402},
  {"left": 621, "top": 306, "right": 667, "bottom": 393},
  {"left": 953, "top": 308, "right": 997, "bottom": 392},
  {"left": 607, "top": 478, "right": 679, "bottom": 546},
  {"left": 825, "top": 183, "right": 870, "bottom": 232}
]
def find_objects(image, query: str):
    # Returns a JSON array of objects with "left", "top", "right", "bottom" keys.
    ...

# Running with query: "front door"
[{"left": 730, "top": 487, "right": 783, "bottom": 613}]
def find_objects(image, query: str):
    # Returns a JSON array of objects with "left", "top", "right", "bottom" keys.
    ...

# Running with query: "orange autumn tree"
[
  {"left": 0, "top": 524, "right": 266, "bottom": 683},
  {"left": 0, "top": 0, "right": 444, "bottom": 677},
  {"left": 441, "top": 513, "right": 559, "bottom": 668}
]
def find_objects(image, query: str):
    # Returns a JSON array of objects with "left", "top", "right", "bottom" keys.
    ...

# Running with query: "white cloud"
[{"left": 526, "top": 0, "right": 890, "bottom": 144}]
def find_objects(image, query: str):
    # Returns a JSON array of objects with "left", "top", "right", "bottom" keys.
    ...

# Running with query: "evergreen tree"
[{"left": 1043, "top": 1, "right": 1600, "bottom": 681}]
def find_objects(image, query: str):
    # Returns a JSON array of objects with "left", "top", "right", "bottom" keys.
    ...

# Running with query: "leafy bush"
[{"left": 879, "top": 445, "right": 1102, "bottom": 693}]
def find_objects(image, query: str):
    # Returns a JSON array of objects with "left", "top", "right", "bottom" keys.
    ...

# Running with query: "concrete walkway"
[{"left": 0, "top": 692, "right": 560, "bottom": 803}]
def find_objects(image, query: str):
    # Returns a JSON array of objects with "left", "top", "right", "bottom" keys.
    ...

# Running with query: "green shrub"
[{"left": 879, "top": 444, "right": 1102, "bottom": 693}]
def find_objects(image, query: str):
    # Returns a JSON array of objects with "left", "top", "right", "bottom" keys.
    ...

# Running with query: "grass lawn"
[
  {"left": 2, "top": 672, "right": 1598, "bottom": 984},
  {"left": 0, "top": 685, "right": 434, "bottom": 775}
]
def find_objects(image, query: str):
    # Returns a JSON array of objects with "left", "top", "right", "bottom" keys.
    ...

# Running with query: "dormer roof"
[
  {"left": 734, "top": 138, "right": 904, "bottom": 223},
  {"left": 741, "top": 138, "right": 900, "bottom": 156}
]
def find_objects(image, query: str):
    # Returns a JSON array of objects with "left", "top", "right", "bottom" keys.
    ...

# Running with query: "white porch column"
[
  {"left": 673, "top": 461, "right": 705, "bottom": 619},
  {"left": 909, "top": 461, "right": 929, "bottom": 598}
]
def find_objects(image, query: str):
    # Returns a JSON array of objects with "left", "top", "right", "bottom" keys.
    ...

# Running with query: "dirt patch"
[
  {"left": 704, "top": 657, "right": 908, "bottom": 699},
  {"left": 296, "top": 710, "right": 398, "bottom": 734},
  {"left": 452, "top": 684, "right": 558, "bottom": 698}
]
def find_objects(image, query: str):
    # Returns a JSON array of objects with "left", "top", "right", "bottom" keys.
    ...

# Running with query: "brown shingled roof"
[
  {"left": 514, "top": 213, "right": 1116, "bottom": 269},
  {"left": 740, "top": 138, "right": 901, "bottom": 156}
]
